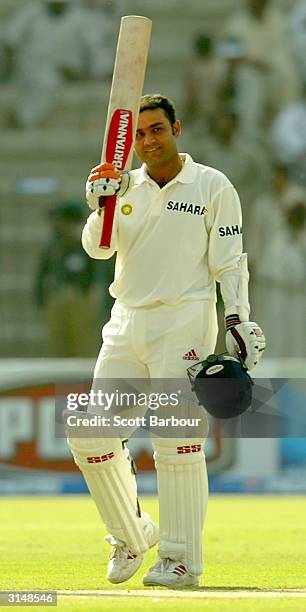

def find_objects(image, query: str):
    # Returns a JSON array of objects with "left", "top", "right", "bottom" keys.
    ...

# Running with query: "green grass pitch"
[{"left": 1, "top": 495, "right": 306, "bottom": 611}]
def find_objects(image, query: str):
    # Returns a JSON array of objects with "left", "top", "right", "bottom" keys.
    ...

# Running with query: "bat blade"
[{"left": 99, "top": 15, "right": 152, "bottom": 248}]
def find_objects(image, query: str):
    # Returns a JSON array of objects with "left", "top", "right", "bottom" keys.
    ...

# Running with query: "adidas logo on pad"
[{"left": 182, "top": 349, "right": 199, "bottom": 360}]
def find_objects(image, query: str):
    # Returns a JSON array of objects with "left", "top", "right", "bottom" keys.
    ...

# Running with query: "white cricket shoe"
[
  {"left": 106, "top": 520, "right": 159, "bottom": 584},
  {"left": 143, "top": 558, "right": 199, "bottom": 588}
]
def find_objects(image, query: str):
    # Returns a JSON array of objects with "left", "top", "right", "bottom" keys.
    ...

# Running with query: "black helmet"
[{"left": 187, "top": 354, "right": 253, "bottom": 419}]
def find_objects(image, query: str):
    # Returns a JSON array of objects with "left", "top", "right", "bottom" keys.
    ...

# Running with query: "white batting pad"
[
  {"left": 152, "top": 437, "right": 208, "bottom": 576},
  {"left": 67, "top": 436, "right": 151, "bottom": 554}
]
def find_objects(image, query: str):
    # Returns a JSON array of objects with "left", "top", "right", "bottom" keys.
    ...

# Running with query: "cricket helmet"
[{"left": 187, "top": 354, "right": 253, "bottom": 419}]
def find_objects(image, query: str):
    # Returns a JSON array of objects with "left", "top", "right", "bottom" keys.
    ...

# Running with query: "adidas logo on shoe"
[
  {"left": 182, "top": 349, "right": 199, "bottom": 360},
  {"left": 172, "top": 563, "right": 188, "bottom": 576},
  {"left": 143, "top": 558, "right": 199, "bottom": 587}
]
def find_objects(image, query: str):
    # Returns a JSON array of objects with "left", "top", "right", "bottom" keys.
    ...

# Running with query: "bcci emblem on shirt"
[{"left": 121, "top": 203, "right": 133, "bottom": 215}]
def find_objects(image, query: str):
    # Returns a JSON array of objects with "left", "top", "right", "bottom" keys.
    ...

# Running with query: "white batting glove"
[
  {"left": 225, "top": 316, "right": 266, "bottom": 370},
  {"left": 85, "top": 162, "right": 129, "bottom": 210}
]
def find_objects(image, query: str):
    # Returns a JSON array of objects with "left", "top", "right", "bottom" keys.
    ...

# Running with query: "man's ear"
[{"left": 172, "top": 120, "right": 181, "bottom": 137}]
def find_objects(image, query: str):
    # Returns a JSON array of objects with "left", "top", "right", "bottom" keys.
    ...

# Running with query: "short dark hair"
[{"left": 139, "top": 94, "right": 177, "bottom": 126}]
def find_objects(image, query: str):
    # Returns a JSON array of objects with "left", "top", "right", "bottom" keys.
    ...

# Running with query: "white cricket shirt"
[{"left": 82, "top": 154, "right": 246, "bottom": 313}]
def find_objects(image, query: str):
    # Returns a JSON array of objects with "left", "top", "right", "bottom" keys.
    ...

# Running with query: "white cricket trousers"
[
  {"left": 69, "top": 299, "right": 218, "bottom": 575},
  {"left": 94, "top": 299, "right": 218, "bottom": 379}
]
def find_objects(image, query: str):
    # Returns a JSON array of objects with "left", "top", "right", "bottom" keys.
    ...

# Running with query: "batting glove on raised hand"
[
  {"left": 225, "top": 317, "right": 266, "bottom": 370},
  {"left": 85, "top": 162, "right": 130, "bottom": 210}
]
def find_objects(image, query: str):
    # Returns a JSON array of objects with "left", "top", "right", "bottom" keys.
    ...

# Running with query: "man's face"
[{"left": 134, "top": 108, "right": 181, "bottom": 168}]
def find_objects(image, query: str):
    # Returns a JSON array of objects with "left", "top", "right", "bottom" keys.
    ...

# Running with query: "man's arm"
[
  {"left": 208, "top": 183, "right": 266, "bottom": 369},
  {"left": 82, "top": 210, "right": 118, "bottom": 260}
]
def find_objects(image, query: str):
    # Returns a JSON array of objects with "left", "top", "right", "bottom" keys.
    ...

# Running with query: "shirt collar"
[{"left": 133, "top": 153, "right": 197, "bottom": 186}]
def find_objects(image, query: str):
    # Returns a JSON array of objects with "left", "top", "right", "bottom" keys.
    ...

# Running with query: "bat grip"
[{"left": 99, "top": 194, "right": 117, "bottom": 248}]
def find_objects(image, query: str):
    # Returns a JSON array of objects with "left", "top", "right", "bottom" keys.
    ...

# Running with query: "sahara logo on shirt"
[
  {"left": 218, "top": 225, "right": 242, "bottom": 237},
  {"left": 166, "top": 201, "right": 208, "bottom": 216}
]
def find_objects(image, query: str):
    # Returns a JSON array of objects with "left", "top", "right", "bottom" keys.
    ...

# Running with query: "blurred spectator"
[
  {"left": 248, "top": 164, "right": 301, "bottom": 270},
  {"left": 183, "top": 33, "right": 223, "bottom": 131},
  {"left": 3, "top": 0, "right": 115, "bottom": 128},
  {"left": 216, "top": 36, "right": 245, "bottom": 124},
  {"left": 198, "top": 110, "right": 268, "bottom": 225},
  {"left": 249, "top": 165, "right": 306, "bottom": 357},
  {"left": 35, "top": 200, "right": 114, "bottom": 357},
  {"left": 74, "top": 0, "right": 116, "bottom": 80},
  {"left": 220, "top": 0, "right": 301, "bottom": 139},
  {"left": 270, "top": 85, "right": 306, "bottom": 187},
  {"left": 289, "top": 0, "right": 306, "bottom": 85}
]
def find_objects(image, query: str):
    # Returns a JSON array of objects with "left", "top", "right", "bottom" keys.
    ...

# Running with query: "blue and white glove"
[{"left": 225, "top": 315, "right": 266, "bottom": 370}]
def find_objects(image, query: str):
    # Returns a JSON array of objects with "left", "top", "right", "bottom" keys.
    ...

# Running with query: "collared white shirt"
[{"left": 82, "top": 154, "right": 244, "bottom": 310}]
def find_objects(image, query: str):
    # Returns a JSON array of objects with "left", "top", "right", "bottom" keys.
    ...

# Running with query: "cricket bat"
[{"left": 98, "top": 15, "right": 152, "bottom": 248}]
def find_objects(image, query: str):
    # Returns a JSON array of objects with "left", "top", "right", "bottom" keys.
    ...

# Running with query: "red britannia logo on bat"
[{"left": 106, "top": 109, "right": 133, "bottom": 171}]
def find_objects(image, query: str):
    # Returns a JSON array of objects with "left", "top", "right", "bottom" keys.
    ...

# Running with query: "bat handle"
[{"left": 99, "top": 194, "right": 117, "bottom": 248}]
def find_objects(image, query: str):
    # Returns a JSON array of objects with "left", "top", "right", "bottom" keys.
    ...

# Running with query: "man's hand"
[
  {"left": 85, "top": 162, "right": 129, "bottom": 210},
  {"left": 225, "top": 319, "right": 266, "bottom": 370}
]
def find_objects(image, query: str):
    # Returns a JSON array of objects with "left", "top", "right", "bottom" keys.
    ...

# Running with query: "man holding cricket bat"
[{"left": 68, "top": 94, "right": 265, "bottom": 587}]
